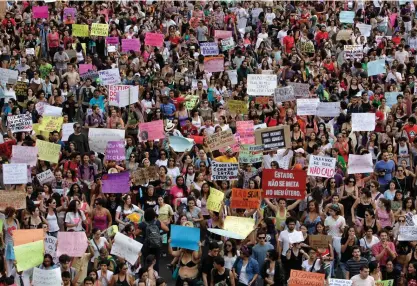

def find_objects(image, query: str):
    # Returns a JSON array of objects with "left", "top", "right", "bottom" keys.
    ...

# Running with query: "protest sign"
[
  {"left": 106, "top": 37, "right": 119, "bottom": 45},
  {"left": 3, "top": 164, "right": 28, "bottom": 185},
  {"left": 288, "top": 231, "right": 304, "bottom": 243},
  {"left": 247, "top": 74, "right": 277, "bottom": 96},
  {"left": 56, "top": 232, "right": 88, "bottom": 257},
  {"left": 223, "top": 216, "right": 255, "bottom": 239},
  {"left": 171, "top": 225, "right": 200, "bottom": 251},
  {"left": 44, "top": 235, "right": 58, "bottom": 264},
  {"left": 33, "top": 267, "right": 62, "bottom": 286},
  {"left": 80, "top": 70, "right": 99, "bottom": 81},
  {"left": 307, "top": 155, "right": 336, "bottom": 178},
  {"left": 121, "top": 38, "right": 140, "bottom": 52},
  {"left": 36, "top": 169, "right": 55, "bottom": 185},
  {"left": 0, "top": 68, "right": 18, "bottom": 85},
  {"left": 309, "top": 234, "right": 333, "bottom": 248},
  {"left": 347, "top": 153, "right": 374, "bottom": 174},
  {"left": 200, "top": 42, "right": 219, "bottom": 56},
  {"left": 185, "top": 95, "right": 199, "bottom": 110},
  {"left": 336, "top": 29, "right": 353, "bottom": 41},
  {"left": 262, "top": 170, "right": 307, "bottom": 199},
  {"left": 239, "top": 144, "right": 263, "bottom": 164},
  {"left": 274, "top": 86, "right": 295, "bottom": 103},
  {"left": 35, "top": 102, "right": 48, "bottom": 115},
  {"left": 7, "top": 114, "right": 32, "bottom": 133},
  {"left": 375, "top": 281, "right": 394, "bottom": 286},
  {"left": 288, "top": 82, "right": 310, "bottom": 97},
  {"left": 72, "top": 24, "right": 89, "bottom": 37},
  {"left": 352, "top": 113, "right": 375, "bottom": 131},
  {"left": 138, "top": 120, "right": 164, "bottom": 142},
  {"left": 36, "top": 139, "right": 61, "bottom": 164},
  {"left": 14, "top": 81, "right": 28, "bottom": 100},
  {"left": 230, "top": 188, "right": 261, "bottom": 209},
  {"left": 288, "top": 270, "right": 325, "bottom": 286},
  {"left": 144, "top": 33, "right": 164, "bottom": 47},
  {"left": 316, "top": 102, "right": 341, "bottom": 117},
  {"left": 206, "top": 129, "right": 236, "bottom": 151},
  {"left": 367, "top": 59, "right": 386, "bottom": 76},
  {"left": 11, "top": 145, "right": 38, "bottom": 167},
  {"left": 227, "top": 100, "right": 248, "bottom": 114},
  {"left": 26, "top": 48, "right": 35, "bottom": 55},
  {"left": 214, "top": 30, "right": 233, "bottom": 39},
  {"left": 13, "top": 229, "right": 44, "bottom": 246},
  {"left": 39, "top": 116, "right": 63, "bottom": 132},
  {"left": 339, "top": 11, "right": 355, "bottom": 23},
  {"left": 105, "top": 141, "right": 125, "bottom": 161},
  {"left": 79, "top": 64, "right": 93, "bottom": 75},
  {"left": 61, "top": 123, "right": 75, "bottom": 141},
  {"left": 329, "top": 279, "right": 353, "bottom": 286},
  {"left": 90, "top": 23, "right": 109, "bottom": 36},
  {"left": 102, "top": 172, "right": 130, "bottom": 194},
  {"left": 296, "top": 98, "right": 320, "bottom": 115},
  {"left": 204, "top": 56, "right": 224, "bottom": 72},
  {"left": 206, "top": 188, "right": 224, "bottom": 212},
  {"left": 226, "top": 70, "right": 238, "bottom": 84},
  {"left": 236, "top": 121, "right": 255, "bottom": 144},
  {"left": 398, "top": 226, "right": 417, "bottom": 241},
  {"left": 98, "top": 68, "right": 121, "bottom": 85},
  {"left": 63, "top": 7, "right": 76, "bottom": 19},
  {"left": 43, "top": 105, "right": 63, "bottom": 117},
  {"left": 33, "top": 6, "right": 49, "bottom": 18},
  {"left": 131, "top": 166, "right": 159, "bottom": 185},
  {"left": 255, "top": 97, "right": 270, "bottom": 105},
  {"left": 221, "top": 37, "right": 235, "bottom": 51},
  {"left": 0, "top": 191, "right": 26, "bottom": 211},
  {"left": 357, "top": 23, "right": 372, "bottom": 37},
  {"left": 384, "top": 92, "right": 402, "bottom": 107},
  {"left": 211, "top": 162, "right": 239, "bottom": 181},
  {"left": 14, "top": 240, "right": 44, "bottom": 271},
  {"left": 109, "top": 85, "right": 130, "bottom": 106},
  {"left": 88, "top": 128, "right": 125, "bottom": 153},
  {"left": 255, "top": 125, "right": 291, "bottom": 151},
  {"left": 111, "top": 232, "right": 143, "bottom": 264},
  {"left": 344, "top": 45, "right": 363, "bottom": 59}
]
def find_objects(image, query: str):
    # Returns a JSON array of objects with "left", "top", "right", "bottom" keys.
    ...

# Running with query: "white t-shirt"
[
  {"left": 278, "top": 229, "right": 296, "bottom": 255},
  {"left": 350, "top": 274, "right": 375, "bottom": 286},
  {"left": 359, "top": 236, "right": 380, "bottom": 252},
  {"left": 302, "top": 259, "right": 322, "bottom": 272},
  {"left": 64, "top": 210, "right": 86, "bottom": 232},
  {"left": 46, "top": 212, "right": 60, "bottom": 232},
  {"left": 324, "top": 215, "right": 346, "bottom": 237},
  {"left": 90, "top": 237, "right": 108, "bottom": 262},
  {"left": 238, "top": 263, "right": 250, "bottom": 285}
]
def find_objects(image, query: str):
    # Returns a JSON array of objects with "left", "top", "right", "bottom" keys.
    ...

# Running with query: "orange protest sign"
[
  {"left": 13, "top": 229, "right": 44, "bottom": 246},
  {"left": 288, "top": 270, "right": 325, "bottom": 286},
  {"left": 230, "top": 188, "right": 261, "bottom": 209},
  {"left": 255, "top": 97, "right": 270, "bottom": 105}
]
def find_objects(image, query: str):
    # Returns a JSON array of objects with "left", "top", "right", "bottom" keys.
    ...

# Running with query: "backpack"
[{"left": 145, "top": 220, "right": 162, "bottom": 249}]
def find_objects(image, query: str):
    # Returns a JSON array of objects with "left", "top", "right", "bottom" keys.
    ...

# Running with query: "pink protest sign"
[
  {"left": 106, "top": 37, "right": 119, "bottom": 45},
  {"left": 204, "top": 56, "right": 224, "bottom": 73},
  {"left": 214, "top": 30, "right": 232, "bottom": 39},
  {"left": 109, "top": 85, "right": 130, "bottom": 106},
  {"left": 56, "top": 232, "right": 88, "bottom": 257},
  {"left": 79, "top": 64, "right": 92, "bottom": 75},
  {"left": 122, "top": 39, "right": 140, "bottom": 52},
  {"left": 144, "top": 33, "right": 164, "bottom": 47},
  {"left": 63, "top": 7, "right": 76, "bottom": 19},
  {"left": 236, "top": 121, "right": 255, "bottom": 144},
  {"left": 138, "top": 120, "right": 164, "bottom": 142},
  {"left": 33, "top": 6, "right": 49, "bottom": 19}
]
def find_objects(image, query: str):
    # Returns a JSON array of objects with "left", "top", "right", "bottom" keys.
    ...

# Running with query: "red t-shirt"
[
  {"left": 283, "top": 36, "right": 295, "bottom": 54},
  {"left": 47, "top": 32, "right": 60, "bottom": 48},
  {"left": 0, "top": 139, "right": 16, "bottom": 158},
  {"left": 403, "top": 124, "right": 417, "bottom": 142}
]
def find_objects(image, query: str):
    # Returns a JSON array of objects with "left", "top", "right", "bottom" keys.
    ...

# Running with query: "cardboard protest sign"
[
  {"left": 255, "top": 125, "right": 291, "bottom": 151},
  {"left": 206, "top": 188, "right": 224, "bottom": 212},
  {"left": 336, "top": 30, "right": 352, "bottom": 41},
  {"left": 347, "top": 153, "right": 373, "bottom": 174},
  {"left": 56, "top": 232, "right": 88, "bottom": 257},
  {"left": 138, "top": 120, "right": 165, "bottom": 142},
  {"left": 288, "top": 270, "right": 324, "bottom": 286},
  {"left": 344, "top": 45, "right": 363, "bottom": 59},
  {"left": 14, "top": 240, "right": 44, "bottom": 271},
  {"left": 309, "top": 234, "right": 333, "bottom": 248},
  {"left": 121, "top": 38, "right": 140, "bottom": 52},
  {"left": 7, "top": 114, "right": 32, "bottom": 133},
  {"left": 352, "top": 113, "right": 375, "bottom": 131},
  {"left": 274, "top": 86, "right": 295, "bottom": 103},
  {"left": 316, "top": 102, "right": 341, "bottom": 117},
  {"left": 33, "top": 267, "right": 62, "bottom": 286},
  {"left": 14, "top": 81, "right": 28, "bottom": 100},
  {"left": 200, "top": 42, "right": 219, "bottom": 56},
  {"left": 0, "top": 191, "right": 26, "bottom": 211},
  {"left": 39, "top": 116, "right": 63, "bottom": 132},
  {"left": 206, "top": 129, "right": 236, "bottom": 151},
  {"left": 288, "top": 82, "right": 310, "bottom": 97},
  {"left": 262, "top": 170, "right": 307, "bottom": 199},
  {"left": 236, "top": 121, "right": 255, "bottom": 144},
  {"left": 88, "top": 128, "right": 125, "bottom": 154},
  {"left": 227, "top": 100, "right": 247, "bottom": 114},
  {"left": 247, "top": 74, "right": 277, "bottom": 96},
  {"left": 36, "top": 169, "right": 55, "bottom": 185},
  {"left": 296, "top": 98, "right": 320, "bottom": 116},
  {"left": 105, "top": 141, "right": 125, "bottom": 161},
  {"left": 13, "top": 229, "right": 44, "bottom": 246},
  {"left": 230, "top": 188, "right": 261, "bottom": 209},
  {"left": 398, "top": 226, "right": 417, "bottom": 241},
  {"left": 204, "top": 56, "right": 224, "bottom": 72},
  {"left": 307, "top": 155, "right": 337, "bottom": 178},
  {"left": 131, "top": 166, "right": 159, "bottom": 185},
  {"left": 102, "top": 172, "right": 130, "bottom": 193},
  {"left": 3, "top": 164, "right": 28, "bottom": 185},
  {"left": 144, "top": 33, "right": 164, "bottom": 47},
  {"left": 239, "top": 144, "right": 263, "bottom": 164},
  {"left": 171, "top": 225, "right": 200, "bottom": 251},
  {"left": 211, "top": 162, "right": 239, "bottom": 181},
  {"left": 90, "top": 23, "right": 109, "bottom": 36},
  {"left": 72, "top": 24, "right": 89, "bottom": 37},
  {"left": 223, "top": 216, "right": 255, "bottom": 239},
  {"left": 36, "top": 139, "right": 61, "bottom": 164},
  {"left": 111, "top": 232, "right": 143, "bottom": 264},
  {"left": 11, "top": 145, "right": 38, "bottom": 167},
  {"left": 98, "top": 68, "right": 121, "bottom": 85}
]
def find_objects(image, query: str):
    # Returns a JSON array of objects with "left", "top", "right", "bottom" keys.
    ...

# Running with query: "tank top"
[
  {"left": 93, "top": 214, "right": 108, "bottom": 231},
  {"left": 363, "top": 219, "right": 378, "bottom": 234},
  {"left": 116, "top": 275, "right": 130, "bottom": 286},
  {"left": 275, "top": 209, "right": 287, "bottom": 230},
  {"left": 356, "top": 202, "right": 372, "bottom": 219}
]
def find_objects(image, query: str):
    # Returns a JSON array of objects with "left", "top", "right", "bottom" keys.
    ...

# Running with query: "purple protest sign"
[
  {"left": 33, "top": 6, "right": 49, "bottom": 19},
  {"left": 79, "top": 64, "right": 92, "bottom": 75},
  {"left": 122, "top": 39, "right": 140, "bottom": 52},
  {"left": 106, "top": 37, "right": 119, "bottom": 45},
  {"left": 63, "top": 8, "right": 77, "bottom": 19},
  {"left": 105, "top": 141, "right": 125, "bottom": 161},
  {"left": 102, "top": 172, "right": 130, "bottom": 194}
]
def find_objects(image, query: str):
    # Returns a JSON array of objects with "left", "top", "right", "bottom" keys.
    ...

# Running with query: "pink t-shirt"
[
  {"left": 170, "top": 186, "right": 185, "bottom": 205},
  {"left": 48, "top": 32, "right": 60, "bottom": 48}
]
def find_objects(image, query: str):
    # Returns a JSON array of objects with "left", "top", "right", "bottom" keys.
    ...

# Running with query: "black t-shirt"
[
  {"left": 138, "top": 220, "right": 162, "bottom": 245},
  {"left": 212, "top": 268, "right": 231, "bottom": 286},
  {"left": 140, "top": 194, "right": 158, "bottom": 210},
  {"left": 202, "top": 255, "right": 215, "bottom": 286}
]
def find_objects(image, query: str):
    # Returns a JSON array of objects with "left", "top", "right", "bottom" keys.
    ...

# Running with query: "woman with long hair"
[
  {"left": 64, "top": 199, "right": 87, "bottom": 232},
  {"left": 185, "top": 196, "right": 203, "bottom": 228},
  {"left": 92, "top": 198, "right": 112, "bottom": 231},
  {"left": 115, "top": 194, "right": 141, "bottom": 230},
  {"left": 109, "top": 262, "right": 135, "bottom": 286},
  {"left": 261, "top": 249, "right": 286, "bottom": 285},
  {"left": 375, "top": 198, "right": 395, "bottom": 229},
  {"left": 224, "top": 239, "right": 238, "bottom": 270},
  {"left": 44, "top": 198, "right": 61, "bottom": 237},
  {"left": 170, "top": 176, "right": 189, "bottom": 206},
  {"left": 300, "top": 200, "right": 322, "bottom": 234}
]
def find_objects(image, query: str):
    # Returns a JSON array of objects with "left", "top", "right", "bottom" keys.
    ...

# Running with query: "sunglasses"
[{"left": 258, "top": 236, "right": 266, "bottom": 240}]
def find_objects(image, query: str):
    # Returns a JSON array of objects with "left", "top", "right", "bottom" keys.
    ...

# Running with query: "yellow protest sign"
[
  {"left": 39, "top": 116, "right": 64, "bottom": 132},
  {"left": 14, "top": 240, "right": 44, "bottom": 271},
  {"left": 227, "top": 100, "right": 248, "bottom": 114},
  {"left": 36, "top": 139, "right": 61, "bottom": 163},
  {"left": 72, "top": 24, "right": 89, "bottom": 37},
  {"left": 185, "top": 95, "right": 199, "bottom": 110},
  {"left": 206, "top": 188, "right": 224, "bottom": 212},
  {"left": 91, "top": 23, "right": 109, "bottom": 36},
  {"left": 224, "top": 216, "right": 255, "bottom": 239}
]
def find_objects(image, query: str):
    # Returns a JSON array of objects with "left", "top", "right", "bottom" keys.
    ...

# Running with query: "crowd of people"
[{"left": 2, "top": 0, "right": 417, "bottom": 286}]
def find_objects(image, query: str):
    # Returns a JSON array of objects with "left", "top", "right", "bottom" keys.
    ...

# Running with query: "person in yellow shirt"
[{"left": 215, "top": 146, "right": 237, "bottom": 163}]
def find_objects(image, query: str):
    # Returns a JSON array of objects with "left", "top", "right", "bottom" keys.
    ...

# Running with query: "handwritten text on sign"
[
  {"left": 211, "top": 162, "right": 238, "bottom": 181},
  {"left": 262, "top": 170, "right": 307, "bottom": 199},
  {"left": 307, "top": 155, "right": 336, "bottom": 178},
  {"left": 105, "top": 141, "right": 125, "bottom": 161},
  {"left": 398, "top": 226, "right": 417, "bottom": 241},
  {"left": 274, "top": 86, "right": 295, "bottom": 103},
  {"left": 247, "top": 74, "right": 277, "bottom": 96},
  {"left": 230, "top": 189, "right": 261, "bottom": 209},
  {"left": 206, "top": 129, "right": 236, "bottom": 151},
  {"left": 255, "top": 125, "right": 291, "bottom": 151},
  {"left": 7, "top": 114, "right": 32, "bottom": 133},
  {"left": 200, "top": 42, "right": 219, "bottom": 56},
  {"left": 289, "top": 270, "right": 325, "bottom": 286},
  {"left": 206, "top": 188, "right": 224, "bottom": 212}
]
